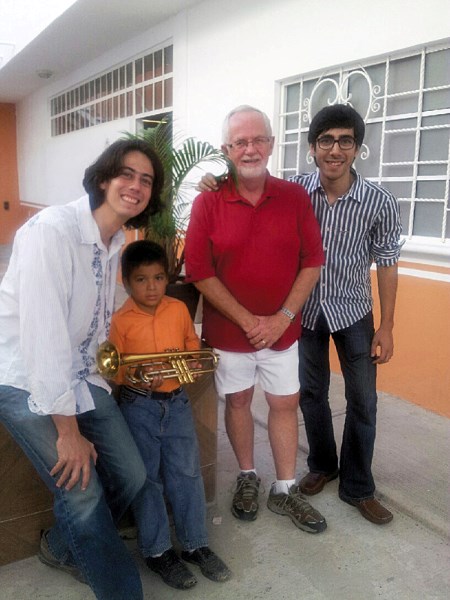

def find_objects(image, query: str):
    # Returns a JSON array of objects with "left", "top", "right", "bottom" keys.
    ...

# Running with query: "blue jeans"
[
  {"left": 298, "top": 311, "right": 377, "bottom": 500},
  {"left": 0, "top": 383, "right": 147, "bottom": 600},
  {"left": 119, "top": 387, "right": 208, "bottom": 557}
]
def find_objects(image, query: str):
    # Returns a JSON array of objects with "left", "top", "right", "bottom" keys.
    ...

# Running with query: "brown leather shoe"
[
  {"left": 299, "top": 470, "right": 339, "bottom": 496},
  {"left": 341, "top": 496, "right": 393, "bottom": 525}
]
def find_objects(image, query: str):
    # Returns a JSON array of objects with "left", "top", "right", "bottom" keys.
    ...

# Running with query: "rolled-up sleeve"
[{"left": 371, "top": 192, "right": 404, "bottom": 266}]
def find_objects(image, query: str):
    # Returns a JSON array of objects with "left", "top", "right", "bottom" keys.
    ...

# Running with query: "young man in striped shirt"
[{"left": 290, "top": 104, "right": 403, "bottom": 525}]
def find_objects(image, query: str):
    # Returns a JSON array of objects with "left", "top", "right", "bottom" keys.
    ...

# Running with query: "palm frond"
[{"left": 122, "top": 123, "right": 232, "bottom": 282}]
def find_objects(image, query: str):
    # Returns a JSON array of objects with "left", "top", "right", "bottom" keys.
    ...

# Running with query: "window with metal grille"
[
  {"left": 276, "top": 41, "right": 450, "bottom": 243},
  {"left": 50, "top": 44, "right": 173, "bottom": 137}
]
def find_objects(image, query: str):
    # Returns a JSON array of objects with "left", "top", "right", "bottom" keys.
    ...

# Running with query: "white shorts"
[{"left": 214, "top": 341, "right": 299, "bottom": 397}]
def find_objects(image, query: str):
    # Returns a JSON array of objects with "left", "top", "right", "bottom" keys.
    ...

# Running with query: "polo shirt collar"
[{"left": 221, "top": 171, "right": 278, "bottom": 205}]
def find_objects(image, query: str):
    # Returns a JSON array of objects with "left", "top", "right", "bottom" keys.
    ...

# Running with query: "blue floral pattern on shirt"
[{"left": 77, "top": 245, "right": 103, "bottom": 379}]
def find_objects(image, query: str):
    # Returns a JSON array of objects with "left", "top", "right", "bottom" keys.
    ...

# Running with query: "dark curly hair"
[
  {"left": 308, "top": 104, "right": 365, "bottom": 148},
  {"left": 82, "top": 139, "right": 164, "bottom": 229}
]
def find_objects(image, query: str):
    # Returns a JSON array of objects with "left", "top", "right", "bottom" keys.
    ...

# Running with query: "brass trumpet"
[{"left": 96, "top": 341, "right": 219, "bottom": 385}]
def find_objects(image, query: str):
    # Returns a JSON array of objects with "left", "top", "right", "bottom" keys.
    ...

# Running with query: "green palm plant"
[{"left": 123, "top": 122, "right": 231, "bottom": 282}]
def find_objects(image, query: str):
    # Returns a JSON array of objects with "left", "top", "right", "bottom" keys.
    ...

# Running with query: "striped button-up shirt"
[{"left": 289, "top": 169, "right": 403, "bottom": 332}]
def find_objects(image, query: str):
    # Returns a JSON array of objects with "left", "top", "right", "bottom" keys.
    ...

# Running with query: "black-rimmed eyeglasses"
[{"left": 316, "top": 135, "right": 356, "bottom": 150}]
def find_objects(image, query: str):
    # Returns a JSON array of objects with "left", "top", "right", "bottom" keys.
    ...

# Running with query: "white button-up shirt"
[{"left": 0, "top": 196, "right": 124, "bottom": 416}]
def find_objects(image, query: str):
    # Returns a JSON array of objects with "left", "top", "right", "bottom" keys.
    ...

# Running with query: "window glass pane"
[
  {"left": 356, "top": 122, "right": 382, "bottom": 178},
  {"left": 386, "top": 94, "right": 418, "bottom": 116},
  {"left": 79, "top": 86, "right": 84, "bottom": 105},
  {"left": 135, "top": 88, "right": 143, "bottom": 114},
  {"left": 383, "top": 164, "right": 414, "bottom": 178},
  {"left": 119, "top": 94, "right": 126, "bottom": 118},
  {"left": 423, "top": 88, "right": 450, "bottom": 111},
  {"left": 101, "top": 75, "right": 107, "bottom": 97},
  {"left": 283, "top": 145, "right": 297, "bottom": 169},
  {"left": 308, "top": 76, "right": 338, "bottom": 118},
  {"left": 298, "top": 140, "right": 312, "bottom": 174},
  {"left": 425, "top": 48, "right": 450, "bottom": 87},
  {"left": 61, "top": 95, "right": 66, "bottom": 112},
  {"left": 144, "top": 85, "right": 153, "bottom": 112},
  {"left": 346, "top": 69, "right": 377, "bottom": 119},
  {"left": 126, "top": 91, "right": 133, "bottom": 116},
  {"left": 419, "top": 129, "right": 449, "bottom": 161},
  {"left": 144, "top": 54, "right": 153, "bottom": 81},
  {"left": 90, "top": 105, "right": 95, "bottom": 126},
  {"left": 106, "top": 72, "right": 112, "bottom": 95},
  {"left": 113, "top": 95, "right": 119, "bottom": 120},
  {"left": 388, "top": 55, "right": 420, "bottom": 93},
  {"left": 385, "top": 117, "right": 417, "bottom": 131},
  {"left": 164, "top": 45, "right": 173, "bottom": 74},
  {"left": 413, "top": 202, "right": 444, "bottom": 236},
  {"left": 285, "top": 114, "right": 298, "bottom": 131},
  {"left": 285, "top": 84, "right": 300, "bottom": 113},
  {"left": 126, "top": 63, "right": 133, "bottom": 87},
  {"left": 135, "top": 58, "right": 143, "bottom": 84},
  {"left": 422, "top": 113, "right": 450, "bottom": 127},
  {"left": 154, "top": 50, "right": 163, "bottom": 77},
  {"left": 95, "top": 78, "right": 101, "bottom": 99},
  {"left": 383, "top": 131, "right": 416, "bottom": 163},
  {"left": 416, "top": 180, "right": 445, "bottom": 199},
  {"left": 113, "top": 69, "right": 119, "bottom": 92},
  {"left": 155, "top": 81, "right": 163, "bottom": 109},
  {"left": 382, "top": 181, "right": 413, "bottom": 199},
  {"left": 285, "top": 132, "right": 298, "bottom": 142},
  {"left": 119, "top": 66, "right": 125, "bottom": 90},
  {"left": 164, "top": 79, "right": 172, "bottom": 107},
  {"left": 398, "top": 201, "right": 411, "bottom": 235},
  {"left": 418, "top": 163, "right": 446, "bottom": 177}
]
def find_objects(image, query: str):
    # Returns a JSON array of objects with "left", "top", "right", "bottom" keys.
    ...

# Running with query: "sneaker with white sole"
[
  {"left": 267, "top": 483, "right": 327, "bottom": 533},
  {"left": 231, "top": 472, "right": 261, "bottom": 521}
]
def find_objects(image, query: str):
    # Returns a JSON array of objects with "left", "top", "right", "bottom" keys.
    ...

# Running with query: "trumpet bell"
[{"left": 96, "top": 341, "right": 121, "bottom": 378}]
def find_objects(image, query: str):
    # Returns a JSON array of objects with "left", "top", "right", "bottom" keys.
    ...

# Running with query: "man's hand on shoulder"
[{"left": 196, "top": 172, "right": 223, "bottom": 192}]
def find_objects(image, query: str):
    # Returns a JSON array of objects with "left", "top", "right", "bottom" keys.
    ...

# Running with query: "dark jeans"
[
  {"left": 119, "top": 386, "right": 208, "bottom": 558},
  {"left": 299, "top": 311, "right": 377, "bottom": 500}
]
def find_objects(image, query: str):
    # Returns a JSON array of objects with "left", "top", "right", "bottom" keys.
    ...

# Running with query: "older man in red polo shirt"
[{"left": 185, "top": 105, "right": 326, "bottom": 533}]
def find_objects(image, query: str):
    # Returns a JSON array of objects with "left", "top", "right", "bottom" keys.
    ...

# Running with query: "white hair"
[{"left": 222, "top": 105, "right": 272, "bottom": 144}]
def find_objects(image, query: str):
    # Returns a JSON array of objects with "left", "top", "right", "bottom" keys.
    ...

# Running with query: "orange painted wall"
[
  {"left": 0, "top": 104, "right": 40, "bottom": 243},
  {"left": 330, "top": 266, "right": 450, "bottom": 417}
]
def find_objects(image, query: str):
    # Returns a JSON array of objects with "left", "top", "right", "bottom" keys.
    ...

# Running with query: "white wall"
[{"left": 15, "top": 0, "right": 450, "bottom": 206}]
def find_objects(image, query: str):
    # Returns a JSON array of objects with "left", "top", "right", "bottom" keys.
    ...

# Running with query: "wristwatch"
[{"left": 279, "top": 307, "right": 296, "bottom": 322}]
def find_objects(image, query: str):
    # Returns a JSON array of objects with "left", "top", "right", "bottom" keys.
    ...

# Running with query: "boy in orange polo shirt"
[{"left": 109, "top": 240, "right": 230, "bottom": 590}]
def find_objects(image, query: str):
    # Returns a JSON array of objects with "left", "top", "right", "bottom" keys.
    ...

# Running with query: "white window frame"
[{"left": 275, "top": 40, "right": 450, "bottom": 266}]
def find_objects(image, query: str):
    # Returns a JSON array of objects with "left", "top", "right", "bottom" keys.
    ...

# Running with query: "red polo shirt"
[{"left": 185, "top": 173, "right": 324, "bottom": 352}]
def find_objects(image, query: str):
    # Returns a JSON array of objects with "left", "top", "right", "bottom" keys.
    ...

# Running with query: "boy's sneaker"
[
  {"left": 146, "top": 548, "right": 197, "bottom": 589},
  {"left": 181, "top": 547, "right": 231, "bottom": 582},
  {"left": 38, "top": 529, "right": 86, "bottom": 584},
  {"left": 267, "top": 483, "right": 327, "bottom": 533},
  {"left": 231, "top": 472, "right": 261, "bottom": 521}
]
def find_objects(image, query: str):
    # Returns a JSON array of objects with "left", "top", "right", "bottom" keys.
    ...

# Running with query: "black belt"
[{"left": 123, "top": 385, "right": 183, "bottom": 400}]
